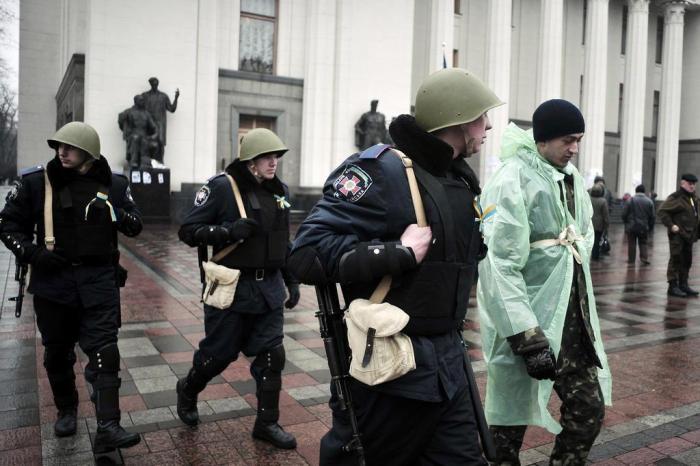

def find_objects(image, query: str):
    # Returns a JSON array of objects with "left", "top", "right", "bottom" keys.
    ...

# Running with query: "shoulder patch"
[
  {"left": 125, "top": 186, "right": 134, "bottom": 203},
  {"left": 20, "top": 165, "right": 44, "bottom": 177},
  {"left": 332, "top": 164, "right": 373, "bottom": 203},
  {"left": 5, "top": 180, "right": 21, "bottom": 202},
  {"left": 194, "top": 185, "right": 211, "bottom": 207},
  {"left": 359, "top": 143, "right": 392, "bottom": 159}
]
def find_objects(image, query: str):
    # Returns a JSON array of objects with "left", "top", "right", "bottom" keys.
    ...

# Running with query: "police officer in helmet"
[
  {"left": 290, "top": 68, "right": 503, "bottom": 464},
  {"left": 176, "top": 128, "right": 300, "bottom": 449},
  {"left": 0, "top": 122, "right": 142, "bottom": 453}
]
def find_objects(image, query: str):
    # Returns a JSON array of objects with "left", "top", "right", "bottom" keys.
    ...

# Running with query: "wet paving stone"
[{"left": 2, "top": 225, "right": 700, "bottom": 463}]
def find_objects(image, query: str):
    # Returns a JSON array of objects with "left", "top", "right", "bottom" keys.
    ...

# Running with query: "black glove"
[
  {"left": 29, "top": 247, "right": 68, "bottom": 272},
  {"left": 285, "top": 283, "right": 300, "bottom": 309},
  {"left": 228, "top": 218, "right": 258, "bottom": 241},
  {"left": 522, "top": 347, "right": 557, "bottom": 381},
  {"left": 193, "top": 225, "right": 231, "bottom": 245}
]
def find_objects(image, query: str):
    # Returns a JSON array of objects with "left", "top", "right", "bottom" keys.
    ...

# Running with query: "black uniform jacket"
[
  {"left": 178, "top": 161, "right": 292, "bottom": 313},
  {"left": 0, "top": 156, "right": 143, "bottom": 303},
  {"left": 292, "top": 115, "right": 483, "bottom": 402}
]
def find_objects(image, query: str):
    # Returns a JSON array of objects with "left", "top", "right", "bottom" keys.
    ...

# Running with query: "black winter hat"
[
  {"left": 532, "top": 99, "right": 585, "bottom": 143},
  {"left": 681, "top": 173, "right": 698, "bottom": 183}
]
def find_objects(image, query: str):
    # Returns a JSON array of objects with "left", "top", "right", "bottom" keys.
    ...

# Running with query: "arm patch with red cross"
[{"left": 332, "top": 164, "right": 373, "bottom": 203}]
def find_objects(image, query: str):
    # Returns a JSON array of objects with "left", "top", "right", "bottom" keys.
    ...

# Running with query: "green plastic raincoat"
[{"left": 476, "top": 123, "right": 612, "bottom": 434}]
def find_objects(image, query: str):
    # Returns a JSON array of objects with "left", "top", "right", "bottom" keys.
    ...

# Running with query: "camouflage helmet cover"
[
  {"left": 414, "top": 68, "right": 504, "bottom": 133},
  {"left": 238, "top": 128, "right": 288, "bottom": 162},
  {"left": 47, "top": 121, "right": 101, "bottom": 160}
]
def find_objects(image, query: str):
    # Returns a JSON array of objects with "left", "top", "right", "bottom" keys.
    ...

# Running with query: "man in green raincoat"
[{"left": 477, "top": 99, "right": 612, "bottom": 465}]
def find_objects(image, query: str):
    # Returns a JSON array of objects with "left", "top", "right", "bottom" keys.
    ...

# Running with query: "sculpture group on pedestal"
[{"left": 118, "top": 77, "right": 179, "bottom": 168}]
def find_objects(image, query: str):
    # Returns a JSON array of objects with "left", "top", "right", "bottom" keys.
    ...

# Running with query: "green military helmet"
[
  {"left": 238, "top": 128, "right": 288, "bottom": 162},
  {"left": 47, "top": 121, "right": 101, "bottom": 160},
  {"left": 414, "top": 68, "right": 504, "bottom": 133}
]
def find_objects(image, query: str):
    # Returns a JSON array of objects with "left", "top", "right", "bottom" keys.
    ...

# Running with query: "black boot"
[
  {"left": 54, "top": 408, "right": 77, "bottom": 437},
  {"left": 251, "top": 345, "right": 296, "bottom": 449},
  {"left": 90, "top": 344, "right": 140, "bottom": 453},
  {"left": 680, "top": 281, "right": 699, "bottom": 296},
  {"left": 94, "top": 420, "right": 141, "bottom": 454},
  {"left": 45, "top": 347, "right": 79, "bottom": 438},
  {"left": 176, "top": 376, "right": 200, "bottom": 426},
  {"left": 252, "top": 419, "right": 297, "bottom": 449},
  {"left": 668, "top": 280, "right": 688, "bottom": 297}
]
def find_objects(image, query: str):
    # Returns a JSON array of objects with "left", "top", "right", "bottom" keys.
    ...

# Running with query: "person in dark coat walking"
[
  {"left": 0, "top": 122, "right": 142, "bottom": 453},
  {"left": 289, "top": 68, "right": 503, "bottom": 465},
  {"left": 175, "top": 128, "right": 300, "bottom": 449},
  {"left": 589, "top": 183, "right": 609, "bottom": 261},
  {"left": 622, "top": 185, "right": 655, "bottom": 265},
  {"left": 658, "top": 174, "right": 700, "bottom": 297}
]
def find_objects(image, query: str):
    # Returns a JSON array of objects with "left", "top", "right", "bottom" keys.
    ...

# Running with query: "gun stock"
[
  {"left": 315, "top": 283, "right": 365, "bottom": 466},
  {"left": 7, "top": 260, "right": 28, "bottom": 319}
]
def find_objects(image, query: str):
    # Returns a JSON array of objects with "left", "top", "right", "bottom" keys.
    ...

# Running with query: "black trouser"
[
  {"left": 320, "top": 380, "right": 487, "bottom": 465},
  {"left": 34, "top": 289, "right": 120, "bottom": 410},
  {"left": 627, "top": 231, "right": 648, "bottom": 263},
  {"left": 188, "top": 303, "right": 285, "bottom": 420},
  {"left": 592, "top": 230, "right": 602, "bottom": 260},
  {"left": 667, "top": 236, "right": 694, "bottom": 283}
]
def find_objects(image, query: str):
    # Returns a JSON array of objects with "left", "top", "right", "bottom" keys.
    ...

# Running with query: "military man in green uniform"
[
  {"left": 657, "top": 173, "right": 700, "bottom": 297},
  {"left": 478, "top": 100, "right": 612, "bottom": 466}
]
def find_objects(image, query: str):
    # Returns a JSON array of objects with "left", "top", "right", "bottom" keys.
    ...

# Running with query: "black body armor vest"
[
  {"left": 389, "top": 165, "right": 479, "bottom": 335},
  {"left": 53, "top": 177, "right": 116, "bottom": 262},
  {"left": 218, "top": 182, "right": 289, "bottom": 270}
]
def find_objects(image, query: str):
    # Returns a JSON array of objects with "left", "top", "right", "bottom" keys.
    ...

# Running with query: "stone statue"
[
  {"left": 354, "top": 99, "right": 388, "bottom": 150},
  {"left": 140, "top": 77, "right": 179, "bottom": 163},
  {"left": 118, "top": 95, "right": 158, "bottom": 168}
]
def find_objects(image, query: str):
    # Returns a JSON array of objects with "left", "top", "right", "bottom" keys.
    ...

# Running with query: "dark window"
[
  {"left": 582, "top": 0, "right": 588, "bottom": 45},
  {"left": 621, "top": 6, "right": 628, "bottom": 55},
  {"left": 454, "top": 0, "right": 461, "bottom": 15},
  {"left": 618, "top": 83, "right": 624, "bottom": 133},
  {"left": 652, "top": 90, "right": 660, "bottom": 138},
  {"left": 656, "top": 16, "right": 664, "bottom": 64},
  {"left": 579, "top": 75, "right": 584, "bottom": 106},
  {"left": 239, "top": 0, "right": 277, "bottom": 74},
  {"left": 453, "top": 49, "right": 459, "bottom": 67}
]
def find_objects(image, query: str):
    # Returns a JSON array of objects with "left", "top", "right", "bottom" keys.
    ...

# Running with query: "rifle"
[
  {"left": 7, "top": 259, "right": 28, "bottom": 318},
  {"left": 460, "top": 328, "right": 497, "bottom": 462},
  {"left": 315, "top": 283, "right": 365, "bottom": 466}
]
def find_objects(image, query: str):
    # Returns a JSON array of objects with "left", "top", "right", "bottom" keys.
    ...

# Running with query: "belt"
[{"left": 239, "top": 268, "right": 277, "bottom": 281}]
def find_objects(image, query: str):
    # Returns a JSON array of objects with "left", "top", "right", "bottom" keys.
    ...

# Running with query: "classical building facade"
[{"left": 18, "top": 0, "right": 700, "bottom": 205}]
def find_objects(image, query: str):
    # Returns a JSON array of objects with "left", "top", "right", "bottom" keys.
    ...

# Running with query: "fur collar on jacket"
[
  {"left": 225, "top": 160, "right": 285, "bottom": 197},
  {"left": 389, "top": 114, "right": 481, "bottom": 194},
  {"left": 46, "top": 155, "right": 112, "bottom": 191}
]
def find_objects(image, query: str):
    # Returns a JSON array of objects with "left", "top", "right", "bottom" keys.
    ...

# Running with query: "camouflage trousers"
[{"left": 490, "top": 278, "right": 605, "bottom": 466}]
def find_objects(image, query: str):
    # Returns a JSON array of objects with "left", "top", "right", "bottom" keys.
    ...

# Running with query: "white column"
[
  {"left": 481, "top": 0, "right": 512, "bottom": 182},
  {"left": 618, "top": 0, "right": 649, "bottom": 196},
  {"left": 430, "top": 0, "right": 454, "bottom": 70},
  {"left": 299, "top": 1, "right": 337, "bottom": 188},
  {"left": 655, "top": 2, "right": 687, "bottom": 198},
  {"left": 192, "top": 0, "right": 219, "bottom": 183},
  {"left": 579, "top": 0, "right": 609, "bottom": 187},
  {"left": 536, "top": 0, "right": 564, "bottom": 102}
]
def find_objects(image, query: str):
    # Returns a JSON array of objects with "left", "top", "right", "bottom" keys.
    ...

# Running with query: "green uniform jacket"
[
  {"left": 477, "top": 124, "right": 612, "bottom": 434},
  {"left": 657, "top": 189, "right": 700, "bottom": 242}
]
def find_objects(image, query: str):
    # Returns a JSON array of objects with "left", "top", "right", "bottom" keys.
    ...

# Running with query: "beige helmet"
[
  {"left": 414, "top": 68, "right": 504, "bottom": 133},
  {"left": 47, "top": 121, "right": 101, "bottom": 160},
  {"left": 238, "top": 128, "right": 288, "bottom": 162}
]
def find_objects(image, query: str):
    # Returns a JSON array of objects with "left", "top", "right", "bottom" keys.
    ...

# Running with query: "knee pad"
[
  {"left": 89, "top": 343, "right": 120, "bottom": 374},
  {"left": 43, "top": 345, "right": 77, "bottom": 373},
  {"left": 253, "top": 344, "right": 286, "bottom": 372}
]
